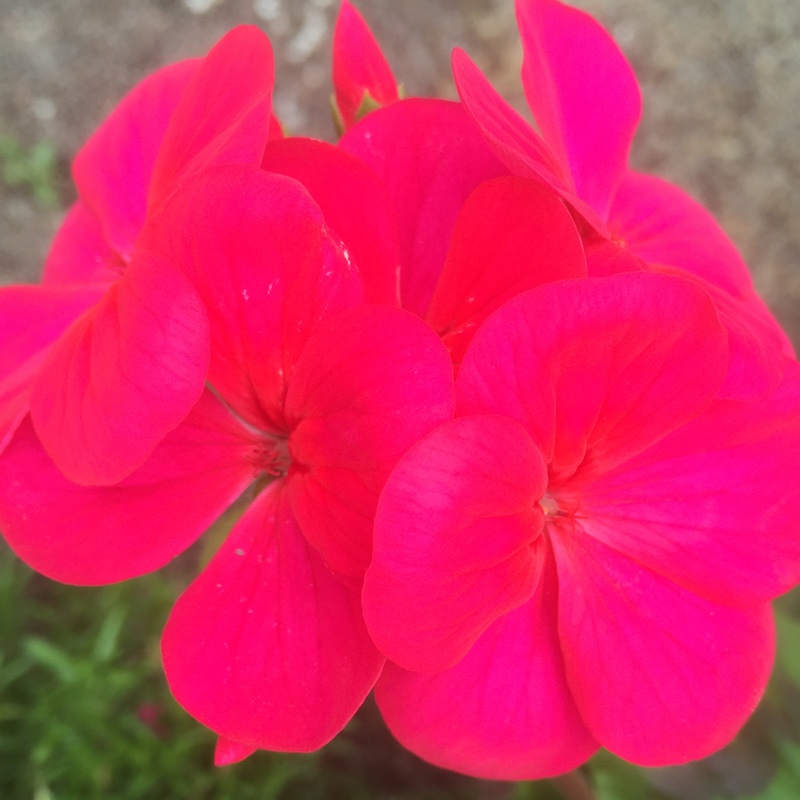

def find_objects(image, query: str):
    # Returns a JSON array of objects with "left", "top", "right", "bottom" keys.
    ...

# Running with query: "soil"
[{"left": 2, "top": 0, "right": 800, "bottom": 344}]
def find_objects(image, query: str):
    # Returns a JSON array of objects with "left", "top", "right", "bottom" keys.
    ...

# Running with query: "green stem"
[{"left": 551, "top": 769, "right": 598, "bottom": 800}]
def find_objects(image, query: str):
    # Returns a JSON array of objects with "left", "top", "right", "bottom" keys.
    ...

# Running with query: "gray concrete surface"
[{"left": 1, "top": 0, "right": 799, "bottom": 341}]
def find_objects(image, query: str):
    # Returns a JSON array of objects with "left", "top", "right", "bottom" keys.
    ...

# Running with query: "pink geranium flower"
[
  {"left": 363, "top": 271, "right": 800, "bottom": 779},
  {"left": 0, "top": 164, "right": 455, "bottom": 761},
  {"left": 452, "top": 0, "right": 793, "bottom": 398},
  {"left": 0, "top": 26, "right": 277, "bottom": 485}
]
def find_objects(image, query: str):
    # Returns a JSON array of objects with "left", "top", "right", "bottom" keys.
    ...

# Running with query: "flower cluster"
[{"left": 2, "top": 0, "right": 800, "bottom": 781}]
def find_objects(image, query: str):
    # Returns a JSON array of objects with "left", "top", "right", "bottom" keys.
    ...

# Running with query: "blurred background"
[{"left": 2, "top": 1, "right": 800, "bottom": 797}]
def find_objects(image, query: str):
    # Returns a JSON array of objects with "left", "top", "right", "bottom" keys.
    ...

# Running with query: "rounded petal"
[
  {"left": 262, "top": 136, "right": 400, "bottom": 305},
  {"left": 375, "top": 556, "right": 598, "bottom": 780},
  {"left": 162, "top": 482, "right": 384, "bottom": 752},
  {"left": 286, "top": 305, "right": 455, "bottom": 580},
  {"left": 148, "top": 26, "right": 275, "bottom": 213},
  {"left": 426, "top": 176, "right": 586, "bottom": 362},
  {"left": 333, "top": 0, "right": 399, "bottom": 129},
  {"left": 451, "top": 48, "right": 609, "bottom": 236},
  {"left": 0, "top": 283, "right": 103, "bottom": 454},
  {"left": 30, "top": 251, "right": 210, "bottom": 486},
  {"left": 516, "top": 0, "right": 642, "bottom": 218},
  {"left": 142, "top": 164, "right": 363, "bottom": 433},
  {"left": 340, "top": 98, "right": 508, "bottom": 316},
  {"left": 577, "top": 360, "right": 800, "bottom": 607},
  {"left": 552, "top": 528, "right": 775, "bottom": 765},
  {"left": 363, "top": 415, "right": 547, "bottom": 673},
  {"left": 72, "top": 60, "right": 199, "bottom": 262},
  {"left": 0, "top": 391, "right": 256, "bottom": 585},
  {"left": 457, "top": 273, "right": 728, "bottom": 484}
]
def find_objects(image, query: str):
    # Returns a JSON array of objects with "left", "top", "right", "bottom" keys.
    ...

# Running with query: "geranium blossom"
[
  {"left": 363, "top": 272, "right": 800, "bottom": 779},
  {"left": 450, "top": 0, "right": 793, "bottom": 398},
  {"left": 0, "top": 164, "right": 455, "bottom": 760}
]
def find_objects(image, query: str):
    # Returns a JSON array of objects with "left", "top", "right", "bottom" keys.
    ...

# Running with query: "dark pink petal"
[
  {"left": 375, "top": 556, "right": 598, "bottom": 780},
  {"left": 426, "top": 176, "right": 586, "bottom": 362},
  {"left": 0, "top": 391, "right": 255, "bottom": 584},
  {"left": 214, "top": 737, "right": 257, "bottom": 766},
  {"left": 286, "top": 305, "right": 455, "bottom": 581},
  {"left": 148, "top": 26, "right": 275, "bottom": 213},
  {"left": 0, "top": 283, "right": 104, "bottom": 453},
  {"left": 333, "top": 0, "right": 399, "bottom": 130},
  {"left": 41, "top": 201, "right": 121, "bottom": 286},
  {"left": 552, "top": 529, "right": 775, "bottom": 765},
  {"left": 363, "top": 415, "right": 546, "bottom": 672},
  {"left": 72, "top": 60, "right": 199, "bottom": 263},
  {"left": 576, "top": 360, "right": 800, "bottom": 607},
  {"left": 451, "top": 48, "right": 608, "bottom": 236},
  {"left": 30, "top": 250, "right": 210, "bottom": 485},
  {"left": 262, "top": 137, "right": 399, "bottom": 305},
  {"left": 457, "top": 273, "right": 728, "bottom": 485},
  {"left": 516, "top": 0, "right": 641, "bottom": 218},
  {"left": 162, "top": 482, "right": 384, "bottom": 752},
  {"left": 340, "top": 98, "right": 508, "bottom": 316},
  {"left": 142, "top": 165, "right": 363, "bottom": 433}
]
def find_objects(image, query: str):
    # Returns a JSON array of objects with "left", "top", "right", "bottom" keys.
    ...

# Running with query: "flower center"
[{"left": 248, "top": 436, "right": 291, "bottom": 478}]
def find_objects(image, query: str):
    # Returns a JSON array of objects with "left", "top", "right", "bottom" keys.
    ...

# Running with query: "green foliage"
[{"left": 0, "top": 136, "right": 60, "bottom": 209}]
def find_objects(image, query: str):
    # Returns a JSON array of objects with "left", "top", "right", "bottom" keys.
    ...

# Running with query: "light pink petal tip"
[
  {"left": 333, "top": 0, "right": 399, "bottom": 130},
  {"left": 162, "top": 483, "right": 384, "bottom": 752}
]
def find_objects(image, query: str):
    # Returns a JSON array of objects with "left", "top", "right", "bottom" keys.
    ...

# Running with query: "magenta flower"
[
  {"left": 363, "top": 272, "right": 800, "bottom": 779},
  {"left": 0, "top": 26, "right": 277, "bottom": 486},
  {"left": 0, "top": 164, "right": 455, "bottom": 761},
  {"left": 451, "top": 0, "right": 793, "bottom": 398}
]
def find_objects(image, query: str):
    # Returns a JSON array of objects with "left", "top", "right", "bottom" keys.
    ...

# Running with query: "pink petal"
[
  {"left": 148, "top": 26, "right": 275, "bottom": 214},
  {"left": 515, "top": 0, "right": 642, "bottom": 218},
  {"left": 286, "top": 305, "right": 455, "bottom": 580},
  {"left": 0, "top": 283, "right": 103, "bottom": 453},
  {"left": 456, "top": 273, "right": 728, "bottom": 485},
  {"left": 30, "top": 250, "right": 210, "bottom": 486},
  {"left": 340, "top": 98, "right": 508, "bottom": 316},
  {"left": 0, "top": 390, "right": 256, "bottom": 585},
  {"left": 41, "top": 201, "right": 122, "bottom": 286},
  {"left": 451, "top": 48, "right": 608, "bottom": 236},
  {"left": 363, "top": 415, "right": 546, "bottom": 673},
  {"left": 426, "top": 176, "right": 586, "bottom": 362},
  {"left": 610, "top": 171, "right": 757, "bottom": 299},
  {"left": 262, "top": 137, "right": 399, "bottom": 305},
  {"left": 142, "top": 165, "right": 363, "bottom": 433},
  {"left": 375, "top": 556, "right": 598, "bottom": 780},
  {"left": 575, "top": 360, "right": 800, "bottom": 607},
  {"left": 72, "top": 60, "right": 199, "bottom": 263},
  {"left": 552, "top": 528, "right": 775, "bottom": 765},
  {"left": 162, "top": 482, "right": 384, "bottom": 752},
  {"left": 214, "top": 737, "right": 257, "bottom": 766},
  {"left": 333, "top": 0, "right": 399, "bottom": 130}
]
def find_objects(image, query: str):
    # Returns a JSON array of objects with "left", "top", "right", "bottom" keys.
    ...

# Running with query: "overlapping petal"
[
  {"left": 363, "top": 415, "right": 546, "bottom": 672},
  {"left": 0, "top": 390, "right": 255, "bottom": 584},
  {"left": 162, "top": 481, "right": 384, "bottom": 752},
  {"left": 0, "top": 283, "right": 103, "bottom": 453},
  {"left": 262, "top": 137, "right": 399, "bottom": 305},
  {"left": 30, "top": 250, "right": 210, "bottom": 485},
  {"left": 516, "top": 0, "right": 641, "bottom": 218},
  {"left": 375, "top": 557, "right": 598, "bottom": 780},
  {"left": 552, "top": 528, "right": 775, "bottom": 765},
  {"left": 340, "top": 98, "right": 508, "bottom": 316},
  {"left": 141, "top": 164, "right": 363, "bottom": 433},
  {"left": 286, "top": 305, "right": 455, "bottom": 580},
  {"left": 457, "top": 272, "right": 728, "bottom": 483},
  {"left": 425, "top": 176, "right": 586, "bottom": 362}
]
